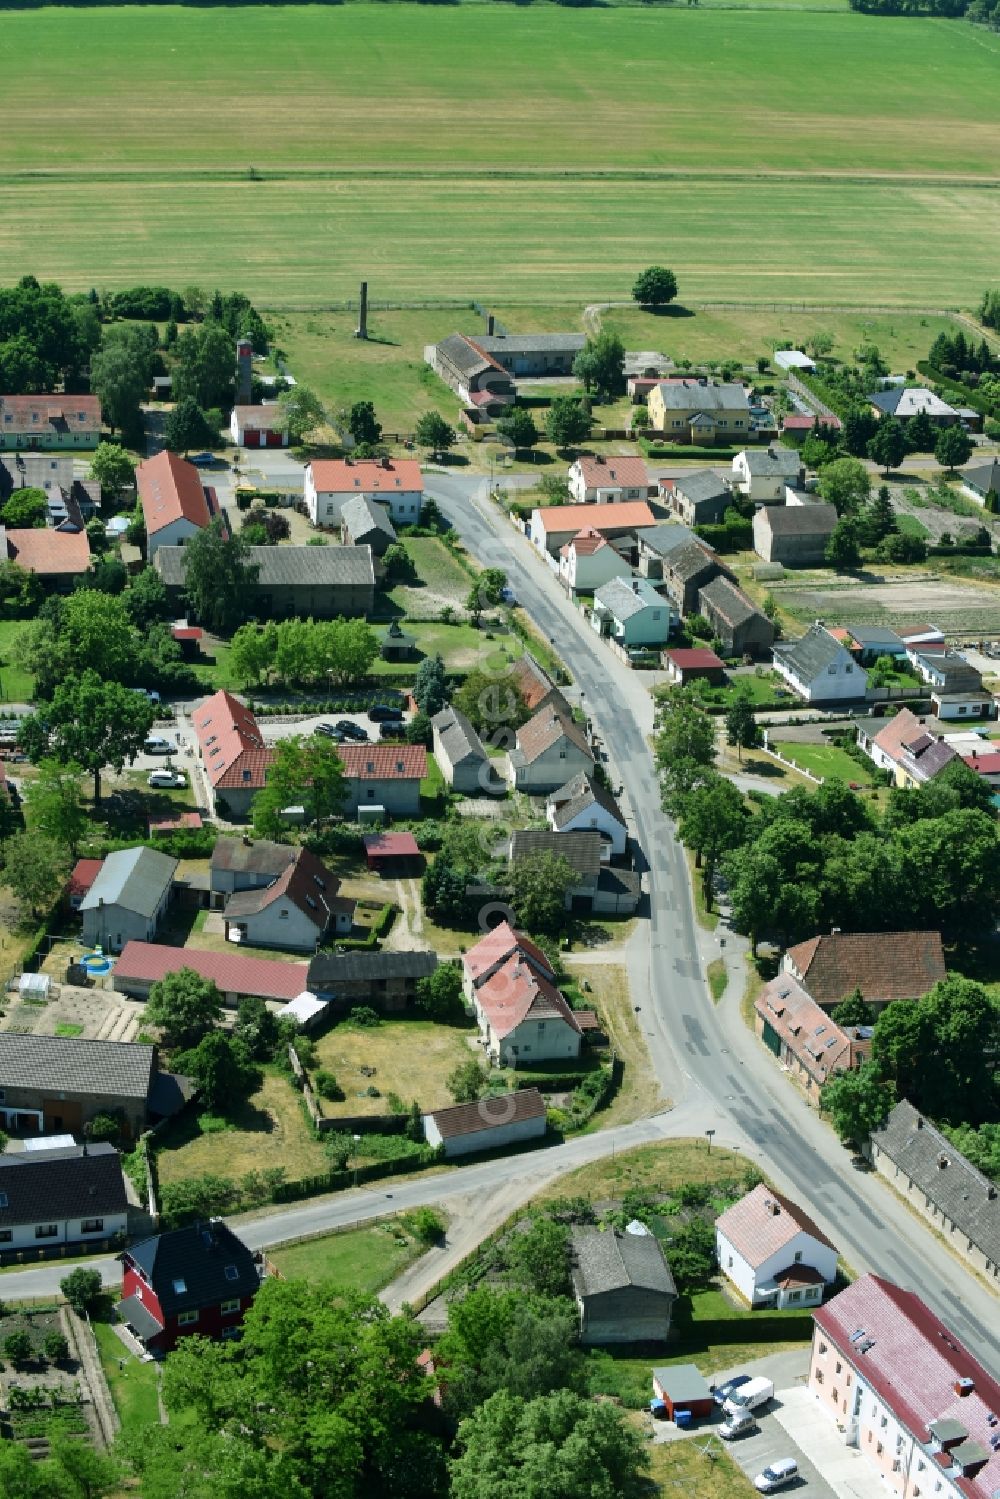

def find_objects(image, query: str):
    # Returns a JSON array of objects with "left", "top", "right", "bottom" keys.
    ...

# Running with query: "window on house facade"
[
  {"left": 279, "top": 909, "right": 289, "bottom": 919},
  {"left": 0, "top": 1230, "right": 12, "bottom": 1244},
  {"left": 814, "top": 1370, "right": 824, "bottom": 1385},
  {"left": 221, "top": 1298, "right": 240, "bottom": 1315},
  {"left": 818, "top": 1342, "right": 828, "bottom": 1355},
  {"left": 81, "top": 1219, "right": 104, "bottom": 1234},
  {"left": 35, "top": 1224, "right": 58, "bottom": 1239},
  {"left": 221, "top": 1326, "right": 240, "bottom": 1339},
  {"left": 178, "top": 1310, "right": 199, "bottom": 1327},
  {"left": 794, "top": 1250, "right": 803, "bottom": 1262}
]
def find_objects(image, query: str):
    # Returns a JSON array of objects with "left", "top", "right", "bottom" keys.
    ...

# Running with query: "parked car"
[
  {"left": 378, "top": 721, "right": 407, "bottom": 739},
  {"left": 188, "top": 452, "right": 218, "bottom": 467},
  {"left": 713, "top": 1375, "right": 752, "bottom": 1408},
  {"left": 719, "top": 1410, "right": 757, "bottom": 1441},
  {"left": 368, "top": 705, "right": 404, "bottom": 723},
  {"left": 148, "top": 770, "right": 187, "bottom": 789},
  {"left": 500, "top": 586, "right": 517, "bottom": 605},
  {"left": 753, "top": 1459, "right": 798, "bottom": 1493},
  {"left": 131, "top": 687, "right": 162, "bottom": 704},
  {"left": 334, "top": 720, "right": 369, "bottom": 740},
  {"left": 724, "top": 1377, "right": 773, "bottom": 1416},
  {"left": 315, "top": 723, "right": 348, "bottom": 742},
  {"left": 143, "top": 736, "right": 174, "bottom": 755}
]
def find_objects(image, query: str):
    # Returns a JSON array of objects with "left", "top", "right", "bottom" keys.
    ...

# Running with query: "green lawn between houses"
[
  {"left": 2, "top": 8, "right": 1000, "bottom": 305},
  {"left": 268, "top": 1220, "right": 427, "bottom": 1294},
  {"left": 770, "top": 739, "right": 873, "bottom": 783}
]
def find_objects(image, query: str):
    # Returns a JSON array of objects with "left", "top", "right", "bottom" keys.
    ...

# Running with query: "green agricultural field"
[{"left": 2, "top": 7, "right": 999, "bottom": 305}]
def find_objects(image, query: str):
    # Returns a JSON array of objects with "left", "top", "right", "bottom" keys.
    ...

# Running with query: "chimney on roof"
[
  {"left": 236, "top": 339, "right": 253, "bottom": 405},
  {"left": 938, "top": 1153, "right": 950, "bottom": 1169},
  {"left": 632, "top": 578, "right": 640, "bottom": 593},
  {"left": 956, "top": 1377, "right": 975, "bottom": 1397},
  {"left": 764, "top": 1198, "right": 780, "bottom": 1216},
  {"left": 831, "top": 927, "right": 841, "bottom": 935},
  {"left": 487, "top": 313, "right": 495, "bottom": 336},
  {"left": 355, "top": 281, "right": 368, "bottom": 341},
  {"left": 382, "top": 457, "right": 392, "bottom": 470}
]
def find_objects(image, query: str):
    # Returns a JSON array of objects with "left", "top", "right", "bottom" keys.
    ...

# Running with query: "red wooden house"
[{"left": 116, "top": 1219, "right": 260, "bottom": 1355}]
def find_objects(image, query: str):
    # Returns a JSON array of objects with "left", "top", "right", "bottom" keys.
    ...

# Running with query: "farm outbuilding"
[{"left": 652, "top": 1363, "right": 714, "bottom": 1420}]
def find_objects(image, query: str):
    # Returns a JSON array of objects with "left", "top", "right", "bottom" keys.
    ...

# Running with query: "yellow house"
[{"left": 647, "top": 379, "right": 750, "bottom": 444}]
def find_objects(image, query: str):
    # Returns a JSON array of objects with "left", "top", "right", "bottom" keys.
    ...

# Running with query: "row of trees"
[
  {"left": 656, "top": 686, "right": 1000, "bottom": 949},
  {"left": 229, "top": 617, "right": 379, "bottom": 689}
]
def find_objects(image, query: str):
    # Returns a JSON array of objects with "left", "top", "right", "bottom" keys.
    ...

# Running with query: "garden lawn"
[
  {"left": 268, "top": 1219, "right": 426, "bottom": 1292},
  {"left": 641, "top": 1430, "right": 757, "bottom": 1498},
  {"left": 92, "top": 1310, "right": 162, "bottom": 1442},
  {"left": 313, "top": 1017, "right": 477, "bottom": 1119},
  {"left": 371, "top": 620, "right": 488, "bottom": 678},
  {"left": 0, "top": 618, "right": 35, "bottom": 702},
  {"left": 584, "top": 1289, "right": 814, "bottom": 1403},
  {"left": 771, "top": 739, "right": 872, "bottom": 783},
  {"left": 534, "top": 1139, "right": 748, "bottom": 1207},
  {"left": 2, "top": 10, "right": 1000, "bottom": 305},
  {"left": 155, "top": 1069, "right": 329, "bottom": 1187},
  {"left": 388, "top": 535, "right": 473, "bottom": 617},
  {"left": 895, "top": 513, "right": 930, "bottom": 540},
  {"left": 562, "top": 960, "right": 665, "bottom": 1127}
]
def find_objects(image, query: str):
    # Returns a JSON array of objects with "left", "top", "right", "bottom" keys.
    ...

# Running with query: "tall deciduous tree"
[
  {"left": 821, "top": 1065, "right": 896, "bottom": 1145},
  {"left": 164, "top": 396, "right": 216, "bottom": 455},
  {"left": 59, "top": 589, "right": 135, "bottom": 681},
  {"left": 414, "top": 411, "right": 455, "bottom": 455},
  {"left": 507, "top": 849, "right": 577, "bottom": 935},
  {"left": 18, "top": 671, "right": 155, "bottom": 802},
  {"left": 934, "top": 424, "right": 973, "bottom": 473},
  {"left": 253, "top": 735, "right": 346, "bottom": 836},
  {"left": 572, "top": 332, "right": 625, "bottom": 401},
  {"left": 817, "top": 456, "right": 871, "bottom": 516},
  {"left": 677, "top": 773, "right": 748, "bottom": 911},
  {"left": 0, "top": 831, "right": 69, "bottom": 919},
  {"left": 725, "top": 695, "right": 759, "bottom": 762},
  {"left": 276, "top": 384, "right": 325, "bottom": 443},
  {"left": 146, "top": 968, "right": 224, "bottom": 1050},
  {"left": 181, "top": 518, "right": 259, "bottom": 634},
  {"left": 349, "top": 400, "right": 382, "bottom": 448},
  {"left": 1, "top": 486, "right": 48, "bottom": 528},
  {"left": 825, "top": 516, "right": 862, "bottom": 570},
  {"left": 867, "top": 418, "right": 907, "bottom": 475},
  {"left": 653, "top": 686, "right": 716, "bottom": 815},
  {"left": 173, "top": 321, "right": 235, "bottom": 410},
  {"left": 495, "top": 407, "right": 539, "bottom": 455},
  {"left": 23, "top": 758, "right": 88, "bottom": 855},
  {"left": 451, "top": 1389, "right": 649, "bottom": 1499},
  {"left": 545, "top": 397, "right": 591, "bottom": 451},
  {"left": 88, "top": 441, "right": 136, "bottom": 504},
  {"left": 631, "top": 266, "right": 678, "bottom": 308}
]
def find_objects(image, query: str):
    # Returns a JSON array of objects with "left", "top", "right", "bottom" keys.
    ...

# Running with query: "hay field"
[{"left": 2, "top": 7, "right": 999, "bottom": 304}]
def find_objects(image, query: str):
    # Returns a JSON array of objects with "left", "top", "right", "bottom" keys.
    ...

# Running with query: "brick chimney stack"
[
  {"left": 355, "top": 281, "right": 369, "bottom": 341},
  {"left": 235, "top": 339, "right": 252, "bottom": 405}
]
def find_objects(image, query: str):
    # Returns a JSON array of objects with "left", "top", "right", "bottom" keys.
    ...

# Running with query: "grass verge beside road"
[
  {"left": 770, "top": 740, "right": 872, "bottom": 784},
  {"left": 268, "top": 1218, "right": 428, "bottom": 1293},
  {"left": 535, "top": 1139, "right": 747, "bottom": 1207}
]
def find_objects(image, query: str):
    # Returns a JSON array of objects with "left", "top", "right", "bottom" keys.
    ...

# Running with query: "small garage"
[{"left": 651, "top": 1364, "right": 714, "bottom": 1421}]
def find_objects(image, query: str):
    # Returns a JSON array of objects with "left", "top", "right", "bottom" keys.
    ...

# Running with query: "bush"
[
  {"left": 43, "top": 1331, "right": 69, "bottom": 1362},
  {"left": 313, "top": 1068, "right": 343, "bottom": 1102},
  {"left": 3, "top": 1331, "right": 33, "bottom": 1365},
  {"left": 406, "top": 1206, "right": 445, "bottom": 1245},
  {"left": 60, "top": 1267, "right": 104, "bottom": 1316},
  {"left": 348, "top": 1005, "right": 381, "bottom": 1028}
]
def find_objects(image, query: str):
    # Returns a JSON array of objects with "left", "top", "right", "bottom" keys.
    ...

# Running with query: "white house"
[
  {"left": 715, "top": 1183, "right": 838, "bottom": 1310},
  {"left": 591, "top": 575, "right": 676, "bottom": 649},
  {"left": 508, "top": 697, "right": 595, "bottom": 793},
  {"left": 229, "top": 403, "right": 290, "bottom": 449},
  {"left": 772, "top": 623, "right": 866, "bottom": 704},
  {"left": 304, "top": 457, "right": 423, "bottom": 527},
  {"left": 0, "top": 1143, "right": 128, "bottom": 1251},
  {"left": 422, "top": 1087, "right": 547, "bottom": 1159},
  {"left": 462, "top": 922, "right": 582, "bottom": 1066},
  {"left": 731, "top": 446, "right": 803, "bottom": 502},
  {"left": 567, "top": 454, "right": 649, "bottom": 505},
  {"left": 547, "top": 771, "right": 628, "bottom": 857},
  {"left": 136, "top": 450, "right": 215, "bottom": 558},
  {"left": 558, "top": 528, "right": 631, "bottom": 595}
]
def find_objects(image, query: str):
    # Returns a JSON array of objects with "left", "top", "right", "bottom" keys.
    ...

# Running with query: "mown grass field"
[
  {"left": 2, "top": 7, "right": 999, "bottom": 305},
  {"left": 268, "top": 1219, "right": 427, "bottom": 1292}
]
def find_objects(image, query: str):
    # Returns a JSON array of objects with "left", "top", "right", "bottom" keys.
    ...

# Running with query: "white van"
[
  {"left": 719, "top": 1410, "right": 757, "bottom": 1440},
  {"left": 724, "top": 1377, "right": 773, "bottom": 1416},
  {"left": 144, "top": 736, "right": 174, "bottom": 755},
  {"left": 754, "top": 1458, "right": 798, "bottom": 1492}
]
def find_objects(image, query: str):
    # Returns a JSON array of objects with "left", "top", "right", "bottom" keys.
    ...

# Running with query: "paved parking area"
[
  {"left": 722, "top": 1397, "right": 838, "bottom": 1498},
  {"left": 772, "top": 1387, "right": 873, "bottom": 1499}
]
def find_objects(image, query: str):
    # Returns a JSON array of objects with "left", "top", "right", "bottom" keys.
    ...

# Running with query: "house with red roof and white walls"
[
  {"left": 557, "top": 527, "right": 632, "bottom": 595},
  {"left": 808, "top": 1274, "right": 1000, "bottom": 1499},
  {"left": 462, "top": 922, "right": 582, "bottom": 1066},
  {"left": 304, "top": 457, "right": 423, "bottom": 528},
  {"left": 136, "top": 450, "right": 217, "bottom": 558},
  {"left": 715, "top": 1183, "right": 839, "bottom": 1310},
  {"left": 192, "top": 690, "right": 274, "bottom": 821}
]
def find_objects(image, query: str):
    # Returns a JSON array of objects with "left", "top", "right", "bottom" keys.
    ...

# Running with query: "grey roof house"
[
  {"left": 570, "top": 1227, "right": 677, "bottom": 1344},
  {"left": 0, "top": 1033, "right": 189, "bottom": 1141},
  {"left": 698, "top": 576, "right": 774, "bottom": 659},
  {"left": 962, "top": 457, "right": 1000, "bottom": 501},
  {"left": 431, "top": 706, "right": 498, "bottom": 795},
  {"left": 0, "top": 1143, "right": 128, "bottom": 1255},
  {"left": 732, "top": 445, "right": 804, "bottom": 501},
  {"left": 753, "top": 502, "right": 837, "bottom": 565},
  {"left": 306, "top": 948, "right": 437, "bottom": 1014},
  {"left": 661, "top": 470, "right": 732, "bottom": 526},
  {"left": 772, "top": 622, "right": 867, "bottom": 704},
  {"left": 155, "top": 544, "right": 375, "bottom": 619},
  {"left": 340, "top": 494, "right": 397, "bottom": 557},
  {"left": 210, "top": 837, "right": 296, "bottom": 896},
  {"left": 870, "top": 1101, "right": 1000, "bottom": 1285},
  {"left": 80, "top": 847, "right": 178, "bottom": 953},
  {"left": 509, "top": 829, "right": 640, "bottom": 915},
  {"left": 547, "top": 770, "right": 628, "bottom": 857},
  {"left": 591, "top": 575, "right": 676, "bottom": 650}
]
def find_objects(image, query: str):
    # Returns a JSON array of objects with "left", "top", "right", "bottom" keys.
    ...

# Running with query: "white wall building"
[
  {"left": 304, "top": 458, "right": 423, "bottom": 527},
  {"left": 715, "top": 1184, "right": 839, "bottom": 1310}
]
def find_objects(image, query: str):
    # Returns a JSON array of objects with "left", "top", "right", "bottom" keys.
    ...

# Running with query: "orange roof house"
[
  {"left": 462, "top": 921, "right": 582, "bottom": 1065},
  {"left": 137, "top": 450, "right": 215, "bottom": 555},
  {"left": 192, "top": 690, "right": 273, "bottom": 819}
]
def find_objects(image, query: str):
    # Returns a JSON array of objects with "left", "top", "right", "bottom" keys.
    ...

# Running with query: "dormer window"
[{"left": 224, "top": 1265, "right": 239, "bottom": 1281}]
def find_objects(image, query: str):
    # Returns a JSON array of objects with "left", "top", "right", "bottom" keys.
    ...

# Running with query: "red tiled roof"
[
  {"left": 574, "top": 455, "right": 649, "bottom": 489},
  {"left": 515, "top": 702, "right": 592, "bottom": 767},
  {"left": 872, "top": 707, "right": 925, "bottom": 765},
  {"left": 0, "top": 394, "right": 100, "bottom": 435},
  {"left": 716, "top": 1183, "right": 837, "bottom": 1270},
  {"left": 785, "top": 929, "right": 946, "bottom": 1006},
  {"left": 137, "top": 450, "right": 213, "bottom": 536},
  {"left": 535, "top": 501, "right": 655, "bottom": 535},
  {"left": 115, "top": 941, "right": 309, "bottom": 1002},
  {"left": 67, "top": 858, "right": 103, "bottom": 902},
  {"left": 463, "top": 921, "right": 554, "bottom": 988},
  {"left": 171, "top": 626, "right": 203, "bottom": 642},
  {"left": 193, "top": 690, "right": 273, "bottom": 790},
  {"left": 755, "top": 974, "right": 868, "bottom": 1086},
  {"left": 224, "top": 848, "right": 347, "bottom": 930},
  {"left": 363, "top": 832, "right": 420, "bottom": 859},
  {"left": 782, "top": 413, "right": 842, "bottom": 431},
  {"left": 309, "top": 458, "right": 423, "bottom": 495},
  {"left": 5, "top": 527, "right": 90, "bottom": 576},
  {"left": 964, "top": 751, "right": 1000, "bottom": 775},
  {"left": 509, "top": 654, "right": 555, "bottom": 712},
  {"left": 815, "top": 1275, "right": 1000, "bottom": 1499},
  {"left": 665, "top": 647, "right": 725, "bottom": 670},
  {"left": 149, "top": 812, "right": 203, "bottom": 834},
  {"left": 339, "top": 745, "right": 427, "bottom": 781},
  {"left": 561, "top": 526, "right": 608, "bottom": 558},
  {"left": 427, "top": 1086, "right": 546, "bottom": 1139},
  {"left": 474, "top": 953, "right": 582, "bottom": 1041}
]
